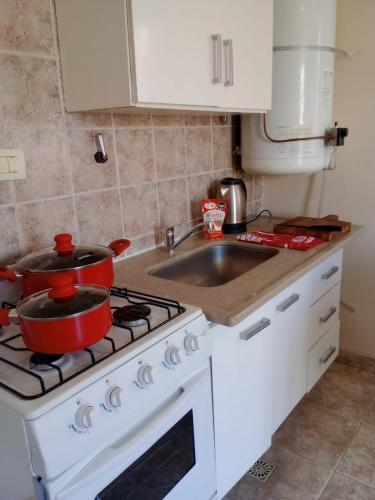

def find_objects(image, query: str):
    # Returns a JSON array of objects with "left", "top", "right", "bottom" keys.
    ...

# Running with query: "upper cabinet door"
[
  {"left": 218, "top": 0, "right": 273, "bottom": 111},
  {"left": 130, "top": 0, "right": 222, "bottom": 107}
]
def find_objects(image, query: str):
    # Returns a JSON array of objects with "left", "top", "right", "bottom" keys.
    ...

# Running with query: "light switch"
[{"left": 0, "top": 150, "right": 26, "bottom": 181}]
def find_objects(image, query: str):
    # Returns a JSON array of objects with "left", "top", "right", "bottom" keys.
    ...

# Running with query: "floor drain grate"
[{"left": 247, "top": 459, "right": 275, "bottom": 483}]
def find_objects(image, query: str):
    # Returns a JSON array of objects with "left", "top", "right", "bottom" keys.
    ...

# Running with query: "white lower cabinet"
[
  {"left": 271, "top": 276, "right": 309, "bottom": 434},
  {"left": 211, "top": 250, "right": 344, "bottom": 498},
  {"left": 211, "top": 301, "right": 274, "bottom": 499},
  {"left": 307, "top": 320, "right": 340, "bottom": 391}
]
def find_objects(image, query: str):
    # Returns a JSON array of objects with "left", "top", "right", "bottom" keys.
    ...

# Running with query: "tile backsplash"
[{"left": 0, "top": 0, "right": 262, "bottom": 266}]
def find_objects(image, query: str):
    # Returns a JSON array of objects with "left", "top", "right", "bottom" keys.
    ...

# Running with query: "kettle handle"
[{"left": 239, "top": 178, "right": 247, "bottom": 200}]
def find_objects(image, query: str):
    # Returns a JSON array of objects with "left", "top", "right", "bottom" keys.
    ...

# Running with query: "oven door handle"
[{"left": 55, "top": 367, "right": 211, "bottom": 497}]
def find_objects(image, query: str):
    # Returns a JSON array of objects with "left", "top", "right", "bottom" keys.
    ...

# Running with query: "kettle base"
[{"left": 223, "top": 222, "right": 247, "bottom": 234}]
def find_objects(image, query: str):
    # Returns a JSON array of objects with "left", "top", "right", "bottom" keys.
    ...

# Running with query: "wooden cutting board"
[{"left": 274, "top": 215, "right": 351, "bottom": 241}]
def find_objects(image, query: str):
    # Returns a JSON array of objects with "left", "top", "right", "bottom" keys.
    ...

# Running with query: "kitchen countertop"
[{"left": 114, "top": 217, "right": 364, "bottom": 326}]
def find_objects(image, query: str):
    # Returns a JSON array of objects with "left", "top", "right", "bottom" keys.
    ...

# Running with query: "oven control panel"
[{"left": 25, "top": 314, "right": 211, "bottom": 480}]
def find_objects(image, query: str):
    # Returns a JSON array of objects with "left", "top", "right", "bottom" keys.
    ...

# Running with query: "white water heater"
[{"left": 241, "top": 0, "right": 337, "bottom": 175}]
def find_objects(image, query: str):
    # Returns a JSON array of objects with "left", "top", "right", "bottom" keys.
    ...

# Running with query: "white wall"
[{"left": 263, "top": 0, "right": 375, "bottom": 357}]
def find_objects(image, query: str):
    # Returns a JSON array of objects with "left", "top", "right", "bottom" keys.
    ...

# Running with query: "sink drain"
[{"left": 247, "top": 459, "right": 275, "bottom": 483}]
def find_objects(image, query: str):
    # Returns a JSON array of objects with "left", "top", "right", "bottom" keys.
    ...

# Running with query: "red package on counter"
[
  {"left": 237, "top": 231, "right": 324, "bottom": 251},
  {"left": 201, "top": 199, "right": 227, "bottom": 240}
]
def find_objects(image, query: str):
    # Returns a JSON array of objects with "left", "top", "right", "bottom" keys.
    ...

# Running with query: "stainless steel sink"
[{"left": 150, "top": 244, "right": 278, "bottom": 287}]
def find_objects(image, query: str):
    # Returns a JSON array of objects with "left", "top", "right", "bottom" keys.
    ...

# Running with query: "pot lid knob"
[
  {"left": 48, "top": 274, "right": 77, "bottom": 302},
  {"left": 54, "top": 233, "right": 75, "bottom": 256}
]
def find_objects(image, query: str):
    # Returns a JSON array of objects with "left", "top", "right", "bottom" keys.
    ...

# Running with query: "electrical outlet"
[{"left": 0, "top": 150, "right": 26, "bottom": 181}]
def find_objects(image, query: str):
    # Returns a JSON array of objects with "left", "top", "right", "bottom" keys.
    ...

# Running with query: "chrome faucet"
[{"left": 165, "top": 222, "right": 207, "bottom": 256}]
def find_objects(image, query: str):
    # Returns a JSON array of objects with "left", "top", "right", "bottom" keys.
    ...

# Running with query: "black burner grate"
[{"left": 0, "top": 288, "right": 185, "bottom": 400}]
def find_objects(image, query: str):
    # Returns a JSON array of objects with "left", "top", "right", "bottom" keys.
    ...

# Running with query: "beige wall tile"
[
  {"left": 116, "top": 129, "right": 154, "bottom": 185},
  {"left": 17, "top": 197, "right": 77, "bottom": 253},
  {"left": 0, "top": 54, "right": 62, "bottom": 128},
  {"left": 0, "top": 206, "right": 21, "bottom": 263},
  {"left": 213, "top": 127, "right": 233, "bottom": 170},
  {"left": 152, "top": 115, "right": 185, "bottom": 127},
  {"left": 75, "top": 189, "right": 122, "bottom": 245},
  {"left": 185, "top": 116, "right": 211, "bottom": 126},
  {"left": 186, "top": 127, "right": 212, "bottom": 175},
  {"left": 254, "top": 175, "right": 263, "bottom": 200},
  {"left": 113, "top": 114, "right": 151, "bottom": 128},
  {"left": 121, "top": 183, "right": 159, "bottom": 238},
  {"left": 0, "top": 130, "right": 71, "bottom": 202},
  {"left": 157, "top": 178, "right": 188, "bottom": 227},
  {"left": 212, "top": 115, "right": 232, "bottom": 126},
  {"left": 0, "top": 182, "right": 14, "bottom": 205},
  {"left": 154, "top": 128, "right": 186, "bottom": 179},
  {"left": 126, "top": 234, "right": 159, "bottom": 257},
  {"left": 0, "top": 0, "right": 54, "bottom": 55},
  {"left": 188, "top": 173, "right": 213, "bottom": 220},
  {"left": 67, "top": 129, "right": 117, "bottom": 193},
  {"left": 64, "top": 111, "right": 112, "bottom": 128}
]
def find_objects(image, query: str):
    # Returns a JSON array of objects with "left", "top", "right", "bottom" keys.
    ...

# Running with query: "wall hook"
[{"left": 94, "top": 133, "right": 108, "bottom": 163}]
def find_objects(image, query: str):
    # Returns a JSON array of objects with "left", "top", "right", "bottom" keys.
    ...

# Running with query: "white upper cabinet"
[
  {"left": 55, "top": 0, "right": 273, "bottom": 113},
  {"left": 131, "top": 0, "right": 221, "bottom": 107},
  {"left": 216, "top": 0, "right": 273, "bottom": 110}
]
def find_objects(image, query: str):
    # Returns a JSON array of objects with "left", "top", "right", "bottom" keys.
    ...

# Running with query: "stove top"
[{"left": 0, "top": 287, "right": 186, "bottom": 400}]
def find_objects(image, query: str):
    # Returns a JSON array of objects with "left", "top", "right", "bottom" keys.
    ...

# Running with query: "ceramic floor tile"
[
  {"left": 320, "top": 473, "right": 375, "bottom": 500},
  {"left": 364, "top": 401, "right": 375, "bottom": 428},
  {"left": 305, "top": 362, "right": 375, "bottom": 421},
  {"left": 273, "top": 400, "right": 359, "bottom": 467},
  {"left": 338, "top": 424, "right": 375, "bottom": 488},
  {"left": 225, "top": 442, "right": 330, "bottom": 500}
]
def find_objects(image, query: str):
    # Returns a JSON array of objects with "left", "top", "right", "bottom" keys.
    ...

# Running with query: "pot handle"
[
  {"left": 0, "top": 267, "right": 19, "bottom": 283},
  {"left": 0, "top": 308, "right": 11, "bottom": 326},
  {"left": 108, "top": 239, "right": 131, "bottom": 257},
  {"left": 54, "top": 234, "right": 75, "bottom": 256},
  {"left": 48, "top": 274, "right": 77, "bottom": 302}
]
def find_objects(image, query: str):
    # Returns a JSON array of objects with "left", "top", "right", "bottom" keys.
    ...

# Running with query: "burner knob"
[
  {"left": 184, "top": 334, "right": 199, "bottom": 354},
  {"left": 75, "top": 404, "right": 95, "bottom": 431},
  {"left": 165, "top": 346, "right": 182, "bottom": 367},
  {"left": 105, "top": 386, "right": 122, "bottom": 410},
  {"left": 137, "top": 365, "right": 154, "bottom": 387}
]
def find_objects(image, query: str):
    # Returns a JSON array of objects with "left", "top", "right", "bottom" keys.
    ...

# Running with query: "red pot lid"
[
  {"left": 16, "top": 234, "right": 111, "bottom": 273},
  {"left": 17, "top": 274, "right": 109, "bottom": 321}
]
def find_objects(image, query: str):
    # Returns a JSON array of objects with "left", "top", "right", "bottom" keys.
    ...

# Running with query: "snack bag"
[
  {"left": 237, "top": 231, "right": 324, "bottom": 251},
  {"left": 200, "top": 199, "right": 227, "bottom": 240}
]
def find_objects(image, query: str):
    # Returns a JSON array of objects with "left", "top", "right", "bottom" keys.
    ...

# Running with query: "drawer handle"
[
  {"left": 321, "top": 266, "right": 339, "bottom": 280},
  {"left": 320, "top": 307, "right": 337, "bottom": 324},
  {"left": 276, "top": 293, "right": 300, "bottom": 312},
  {"left": 239, "top": 317, "right": 271, "bottom": 341},
  {"left": 320, "top": 345, "right": 337, "bottom": 364},
  {"left": 211, "top": 34, "right": 222, "bottom": 84}
]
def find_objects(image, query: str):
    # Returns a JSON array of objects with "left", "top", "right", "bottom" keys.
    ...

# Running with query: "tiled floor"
[{"left": 226, "top": 360, "right": 375, "bottom": 499}]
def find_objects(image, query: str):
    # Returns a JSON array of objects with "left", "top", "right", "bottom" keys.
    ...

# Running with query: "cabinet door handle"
[
  {"left": 320, "top": 306, "right": 337, "bottom": 324},
  {"left": 321, "top": 266, "right": 339, "bottom": 280},
  {"left": 276, "top": 293, "right": 300, "bottom": 312},
  {"left": 239, "top": 317, "right": 271, "bottom": 341},
  {"left": 211, "top": 34, "right": 222, "bottom": 84},
  {"left": 320, "top": 345, "right": 337, "bottom": 364},
  {"left": 223, "top": 39, "right": 234, "bottom": 86}
]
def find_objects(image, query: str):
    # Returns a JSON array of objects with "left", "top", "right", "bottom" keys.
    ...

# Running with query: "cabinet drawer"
[
  {"left": 307, "top": 320, "right": 339, "bottom": 391},
  {"left": 307, "top": 282, "right": 341, "bottom": 349},
  {"left": 309, "top": 250, "right": 343, "bottom": 305}
]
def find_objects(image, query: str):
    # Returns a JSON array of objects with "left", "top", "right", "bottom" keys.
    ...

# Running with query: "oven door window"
[{"left": 96, "top": 410, "right": 195, "bottom": 500}]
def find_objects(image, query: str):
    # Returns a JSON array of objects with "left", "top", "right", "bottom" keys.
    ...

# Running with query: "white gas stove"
[{"left": 0, "top": 288, "right": 215, "bottom": 500}]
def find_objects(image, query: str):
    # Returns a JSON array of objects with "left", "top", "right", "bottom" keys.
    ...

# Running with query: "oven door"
[{"left": 43, "top": 367, "right": 216, "bottom": 500}]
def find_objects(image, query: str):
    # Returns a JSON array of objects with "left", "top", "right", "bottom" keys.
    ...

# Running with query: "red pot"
[
  {"left": 0, "top": 233, "right": 131, "bottom": 296},
  {"left": 0, "top": 274, "right": 112, "bottom": 354}
]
